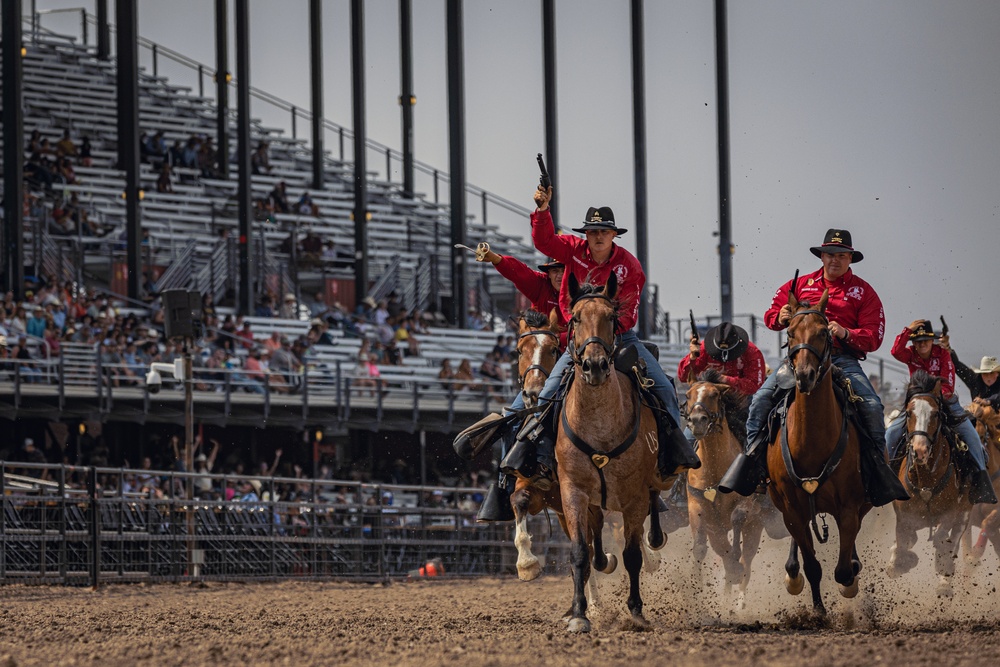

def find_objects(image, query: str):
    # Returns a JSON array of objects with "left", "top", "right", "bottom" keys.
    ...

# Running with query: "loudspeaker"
[{"left": 163, "top": 289, "right": 202, "bottom": 339}]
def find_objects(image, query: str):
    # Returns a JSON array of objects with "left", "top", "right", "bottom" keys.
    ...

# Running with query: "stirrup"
[
  {"left": 476, "top": 482, "right": 515, "bottom": 522},
  {"left": 499, "top": 438, "right": 536, "bottom": 478},
  {"left": 528, "top": 466, "right": 555, "bottom": 492}
]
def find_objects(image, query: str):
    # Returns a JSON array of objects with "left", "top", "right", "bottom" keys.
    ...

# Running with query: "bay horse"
[
  {"left": 769, "top": 291, "right": 869, "bottom": 615},
  {"left": 961, "top": 400, "right": 1000, "bottom": 564},
  {"left": 557, "top": 274, "right": 668, "bottom": 633},
  {"left": 685, "top": 370, "right": 779, "bottom": 605},
  {"left": 887, "top": 371, "right": 971, "bottom": 595}
]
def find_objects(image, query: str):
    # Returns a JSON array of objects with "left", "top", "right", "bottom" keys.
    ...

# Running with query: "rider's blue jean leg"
[
  {"left": 618, "top": 331, "right": 682, "bottom": 426},
  {"left": 834, "top": 355, "right": 886, "bottom": 451},
  {"left": 536, "top": 348, "right": 574, "bottom": 404},
  {"left": 885, "top": 413, "right": 907, "bottom": 458},
  {"left": 746, "top": 367, "right": 782, "bottom": 449},
  {"left": 946, "top": 396, "right": 987, "bottom": 470}
]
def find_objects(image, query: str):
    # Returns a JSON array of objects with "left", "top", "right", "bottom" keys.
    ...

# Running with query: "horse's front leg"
[
  {"left": 704, "top": 504, "right": 742, "bottom": 593},
  {"left": 733, "top": 503, "right": 765, "bottom": 608},
  {"left": 623, "top": 511, "right": 650, "bottom": 628},
  {"left": 887, "top": 504, "right": 919, "bottom": 577},
  {"left": 562, "top": 490, "right": 593, "bottom": 633},
  {"left": 833, "top": 508, "right": 861, "bottom": 598},
  {"left": 590, "top": 507, "right": 616, "bottom": 575},
  {"left": 511, "top": 481, "right": 542, "bottom": 581},
  {"left": 934, "top": 510, "right": 970, "bottom": 598}
]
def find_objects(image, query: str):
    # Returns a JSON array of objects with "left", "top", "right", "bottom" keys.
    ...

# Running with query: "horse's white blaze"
[
  {"left": 688, "top": 385, "right": 713, "bottom": 438},
  {"left": 911, "top": 399, "right": 934, "bottom": 462},
  {"left": 514, "top": 516, "right": 541, "bottom": 581}
]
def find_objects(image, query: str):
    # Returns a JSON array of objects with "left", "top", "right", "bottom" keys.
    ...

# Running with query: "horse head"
[
  {"left": 567, "top": 272, "right": 619, "bottom": 386},
  {"left": 786, "top": 290, "right": 831, "bottom": 394},
  {"left": 685, "top": 375, "right": 729, "bottom": 439},
  {"left": 968, "top": 400, "right": 1000, "bottom": 451},
  {"left": 515, "top": 309, "right": 561, "bottom": 407},
  {"left": 904, "top": 370, "right": 944, "bottom": 467}
]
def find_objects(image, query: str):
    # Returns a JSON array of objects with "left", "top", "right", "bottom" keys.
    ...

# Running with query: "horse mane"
[
  {"left": 569, "top": 282, "right": 618, "bottom": 309},
  {"left": 519, "top": 309, "right": 549, "bottom": 329},
  {"left": 696, "top": 368, "right": 749, "bottom": 445},
  {"left": 905, "top": 369, "right": 940, "bottom": 404}
]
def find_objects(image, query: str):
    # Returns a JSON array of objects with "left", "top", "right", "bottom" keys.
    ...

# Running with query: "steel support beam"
[
  {"left": 399, "top": 0, "right": 415, "bottom": 198},
  {"left": 715, "top": 0, "right": 734, "bottom": 322},
  {"left": 310, "top": 0, "right": 324, "bottom": 190},
  {"left": 116, "top": 0, "right": 142, "bottom": 300},
  {"left": 2, "top": 0, "right": 25, "bottom": 298},
  {"left": 446, "top": 0, "right": 468, "bottom": 328},
  {"left": 215, "top": 0, "right": 229, "bottom": 179},
  {"left": 351, "top": 0, "right": 370, "bottom": 307},
  {"left": 96, "top": 0, "right": 110, "bottom": 60},
  {"left": 630, "top": 0, "right": 650, "bottom": 338},
  {"left": 235, "top": 0, "right": 254, "bottom": 315},
  {"left": 541, "top": 0, "right": 559, "bottom": 230}
]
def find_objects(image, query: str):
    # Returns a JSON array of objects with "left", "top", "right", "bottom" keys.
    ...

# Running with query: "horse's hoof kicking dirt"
[
  {"left": 839, "top": 578, "right": 859, "bottom": 598},
  {"left": 567, "top": 618, "right": 591, "bottom": 633},
  {"left": 785, "top": 572, "right": 805, "bottom": 596}
]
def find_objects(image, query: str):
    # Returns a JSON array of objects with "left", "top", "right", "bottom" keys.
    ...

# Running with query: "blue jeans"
[
  {"left": 534, "top": 331, "right": 682, "bottom": 427},
  {"left": 746, "top": 354, "right": 885, "bottom": 451},
  {"left": 885, "top": 395, "right": 986, "bottom": 470}
]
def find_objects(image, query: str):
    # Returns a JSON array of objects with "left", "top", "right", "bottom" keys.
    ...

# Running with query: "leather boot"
[
  {"left": 657, "top": 417, "right": 702, "bottom": 479},
  {"left": 860, "top": 443, "right": 910, "bottom": 507},
  {"left": 453, "top": 412, "right": 515, "bottom": 461},
  {"left": 968, "top": 469, "right": 999, "bottom": 505},
  {"left": 476, "top": 480, "right": 515, "bottom": 522},
  {"left": 719, "top": 433, "right": 768, "bottom": 496},
  {"left": 502, "top": 411, "right": 556, "bottom": 490}
]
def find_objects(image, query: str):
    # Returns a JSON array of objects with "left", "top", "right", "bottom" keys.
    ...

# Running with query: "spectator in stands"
[
  {"left": 279, "top": 293, "right": 298, "bottom": 320},
  {"left": 26, "top": 306, "right": 47, "bottom": 338},
  {"left": 438, "top": 359, "right": 456, "bottom": 391},
  {"left": 13, "top": 337, "right": 42, "bottom": 383},
  {"left": 300, "top": 230, "right": 323, "bottom": 267},
  {"left": 264, "top": 331, "right": 283, "bottom": 353},
  {"left": 227, "top": 352, "right": 265, "bottom": 394},
  {"left": 181, "top": 136, "right": 200, "bottom": 168},
  {"left": 237, "top": 320, "right": 255, "bottom": 350},
  {"left": 19, "top": 438, "right": 48, "bottom": 479},
  {"left": 198, "top": 136, "right": 218, "bottom": 178},
  {"left": 251, "top": 141, "right": 272, "bottom": 175},
  {"left": 79, "top": 136, "right": 93, "bottom": 167},
  {"left": 57, "top": 156, "right": 78, "bottom": 185},
  {"left": 43, "top": 326, "right": 61, "bottom": 358},
  {"left": 309, "top": 291, "right": 329, "bottom": 319},
  {"left": 193, "top": 436, "right": 221, "bottom": 498},
  {"left": 479, "top": 351, "right": 507, "bottom": 400},
  {"left": 24, "top": 152, "right": 55, "bottom": 190},
  {"left": 156, "top": 163, "right": 174, "bottom": 194},
  {"left": 255, "top": 294, "right": 276, "bottom": 318},
  {"left": 322, "top": 240, "right": 342, "bottom": 265},
  {"left": 297, "top": 191, "right": 320, "bottom": 217},
  {"left": 269, "top": 337, "right": 301, "bottom": 393},
  {"left": 386, "top": 293, "right": 404, "bottom": 320},
  {"left": 395, "top": 317, "right": 420, "bottom": 358},
  {"left": 354, "top": 352, "right": 383, "bottom": 397},
  {"left": 356, "top": 296, "right": 378, "bottom": 323},
  {"left": 309, "top": 319, "right": 336, "bottom": 346},
  {"left": 454, "top": 358, "right": 478, "bottom": 392},
  {"left": 27, "top": 129, "right": 42, "bottom": 154},
  {"left": 384, "top": 339, "right": 403, "bottom": 366},
  {"left": 270, "top": 181, "right": 291, "bottom": 214},
  {"left": 467, "top": 308, "right": 485, "bottom": 331},
  {"left": 56, "top": 129, "right": 77, "bottom": 158},
  {"left": 245, "top": 347, "right": 267, "bottom": 383}
]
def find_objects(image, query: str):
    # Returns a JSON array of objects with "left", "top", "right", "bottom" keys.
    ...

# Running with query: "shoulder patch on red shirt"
[
  {"left": 613, "top": 264, "right": 629, "bottom": 284},
  {"left": 846, "top": 286, "right": 864, "bottom": 300}
]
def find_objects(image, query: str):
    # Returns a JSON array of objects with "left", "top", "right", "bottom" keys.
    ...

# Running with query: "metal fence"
[{"left": 0, "top": 462, "right": 571, "bottom": 586}]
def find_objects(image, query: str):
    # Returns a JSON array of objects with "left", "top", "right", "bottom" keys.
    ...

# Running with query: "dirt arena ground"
[{"left": 1, "top": 507, "right": 999, "bottom": 666}]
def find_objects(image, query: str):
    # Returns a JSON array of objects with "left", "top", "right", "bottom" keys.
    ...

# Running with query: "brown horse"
[
  {"left": 558, "top": 274, "right": 667, "bottom": 633},
  {"left": 962, "top": 400, "right": 1000, "bottom": 564},
  {"left": 886, "top": 371, "right": 972, "bottom": 595},
  {"left": 685, "top": 371, "right": 779, "bottom": 605},
  {"left": 769, "top": 291, "right": 870, "bottom": 615},
  {"left": 509, "top": 309, "right": 568, "bottom": 581}
]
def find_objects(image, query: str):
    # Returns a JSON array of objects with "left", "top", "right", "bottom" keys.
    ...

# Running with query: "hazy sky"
[{"left": 32, "top": 1, "right": 1000, "bottom": 398}]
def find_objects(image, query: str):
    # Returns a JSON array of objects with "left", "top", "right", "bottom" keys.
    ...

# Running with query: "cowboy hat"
[
  {"left": 537, "top": 258, "right": 565, "bottom": 272},
  {"left": 704, "top": 322, "right": 749, "bottom": 362},
  {"left": 908, "top": 320, "right": 937, "bottom": 342},
  {"left": 810, "top": 228, "right": 863, "bottom": 263},
  {"left": 572, "top": 206, "right": 628, "bottom": 236},
  {"left": 972, "top": 356, "right": 1000, "bottom": 374}
]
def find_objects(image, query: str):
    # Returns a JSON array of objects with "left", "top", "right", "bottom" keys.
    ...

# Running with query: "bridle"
[
  {"left": 786, "top": 308, "right": 832, "bottom": 376},
  {"left": 903, "top": 393, "right": 943, "bottom": 450},
  {"left": 567, "top": 292, "right": 618, "bottom": 366},
  {"left": 684, "top": 393, "right": 724, "bottom": 435},
  {"left": 516, "top": 328, "right": 560, "bottom": 389}
]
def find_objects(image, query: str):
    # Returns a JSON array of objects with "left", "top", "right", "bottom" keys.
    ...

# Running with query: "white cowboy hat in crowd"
[{"left": 972, "top": 356, "right": 1000, "bottom": 374}]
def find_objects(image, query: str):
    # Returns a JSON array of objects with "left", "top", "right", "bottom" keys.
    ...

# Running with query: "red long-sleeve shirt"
[
  {"left": 890, "top": 327, "right": 956, "bottom": 398},
  {"left": 493, "top": 256, "right": 562, "bottom": 324},
  {"left": 763, "top": 267, "right": 885, "bottom": 358},
  {"left": 531, "top": 209, "right": 643, "bottom": 334},
  {"left": 676, "top": 340, "right": 767, "bottom": 396}
]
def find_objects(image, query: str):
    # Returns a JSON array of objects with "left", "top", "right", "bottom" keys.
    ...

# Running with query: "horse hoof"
[
  {"left": 598, "top": 554, "right": 618, "bottom": 575},
  {"left": 567, "top": 617, "right": 591, "bottom": 633},
  {"left": 840, "top": 578, "right": 859, "bottom": 599},
  {"left": 517, "top": 558, "right": 542, "bottom": 582},
  {"left": 785, "top": 572, "right": 805, "bottom": 596},
  {"left": 645, "top": 530, "right": 667, "bottom": 551},
  {"left": 735, "top": 591, "right": 747, "bottom": 610},
  {"left": 936, "top": 582, "right": 954, "bottom": 599}
]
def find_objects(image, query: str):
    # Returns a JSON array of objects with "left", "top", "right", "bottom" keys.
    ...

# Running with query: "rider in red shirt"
[
  {"left": 477, "top": 246, "right": 566, "bottom": 342},
  {"left": 677, "top": 322, "right": 766, "bottom": 397},
  {"left": 885, "top": 320, "right": 995, "bottom": 503}
]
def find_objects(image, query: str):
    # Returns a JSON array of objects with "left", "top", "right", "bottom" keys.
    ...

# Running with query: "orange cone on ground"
[{"left": 408, "top": 558, "right": 445, "bottom": 578}]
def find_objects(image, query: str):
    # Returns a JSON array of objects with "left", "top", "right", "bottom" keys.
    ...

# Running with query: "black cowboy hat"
[
  {"left": 537, "top": 258, "right": 564, "bottom": 272},
  {"left": 704, "top": 322, "right": 749, "bottom": 363},
  {"left": 572, "top": 206, "right": 628, "bottom": 236},
  {"left": 909, "top": 320, "right": 937, "bottom": 342},
  {"left": 809, "top": 228, "right": 863, "bottom": 263}
]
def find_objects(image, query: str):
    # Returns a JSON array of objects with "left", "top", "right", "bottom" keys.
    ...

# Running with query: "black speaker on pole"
[{"left": 163, "top": 289, "right": 201, "bottom": 339}]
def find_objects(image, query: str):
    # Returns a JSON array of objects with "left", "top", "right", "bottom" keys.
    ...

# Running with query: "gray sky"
[{"left": 33, "top": 0, "right": 1000, "bottom": 397}]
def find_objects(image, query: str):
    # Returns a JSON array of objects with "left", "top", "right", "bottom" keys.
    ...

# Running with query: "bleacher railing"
[{"left": 0, "top": 462, "right": 570, "bottom": 585}]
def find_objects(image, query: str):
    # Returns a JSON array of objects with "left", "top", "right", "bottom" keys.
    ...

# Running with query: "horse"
[
  {"left": 961, "top": 400, "right": 1000, "bottom": 564},
  {"left": 768, "top": 290, "right": 869, "bottom": 615},
  {"left": 557, "top": 273, "right": 668, "bottom": 633},
  {"left": 685, "top": 369, "right": 781, "bottom": 606},
  {"left": 508, "top": 309, "right": 570, "bottom": 581},
  {"left": 886, "top": 371, "right": 972, "bottom": 595}
]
